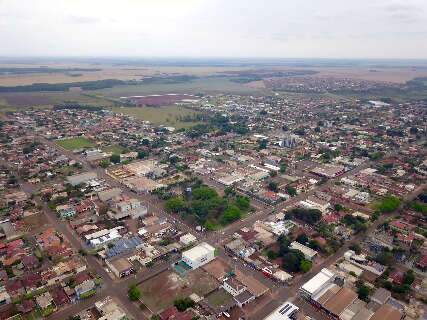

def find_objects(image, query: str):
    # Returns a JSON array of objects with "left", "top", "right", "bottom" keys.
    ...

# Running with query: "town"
[{"left": 0, "top": 89, "right": 426, "bottom": 320}]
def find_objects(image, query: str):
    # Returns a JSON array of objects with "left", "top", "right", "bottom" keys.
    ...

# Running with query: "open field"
[
  {"left": 95, "top": 77, "right": 268, "bottom": 98},
  {"left": 110, "top": 105, "right": 204, "bottom": 129},
  {"left": 102, "top": 144, "right": 127, "bottom": 155},
  {"left": 0, "top": 92, "right": 117, "bottom": 108},
  {"left": 56, "top": 137, "right": 95, "bottom": 150}
]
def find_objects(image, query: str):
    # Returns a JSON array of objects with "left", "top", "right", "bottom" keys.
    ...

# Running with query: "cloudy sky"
[{"left": 1, "top": 0, "right": 426, "bottom": 59}]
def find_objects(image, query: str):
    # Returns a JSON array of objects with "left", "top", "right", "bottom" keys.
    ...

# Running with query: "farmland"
[
  {"left": 56, "top": 136, "right": 95, "bottom": 150},
  {"left": 110, "top": 105, "right": 204, "bottom": 129}
]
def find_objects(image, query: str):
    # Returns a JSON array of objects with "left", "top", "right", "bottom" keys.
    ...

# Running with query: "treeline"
[
  {"left": 141, "top": 75, "right": 197, "bottom": 85},
  {"left": 0, "top": 79, "right": 125, "bottom": 93},
  {"left": 0, "top": 67, "right": 101, "bottom": 75},
  {"left": 53, "top": 103, "right": 104, "bottom": 111}
]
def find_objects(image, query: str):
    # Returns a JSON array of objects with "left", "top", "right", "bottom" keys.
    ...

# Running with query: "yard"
[
  {"left": 56, "top": 136, "right": 95, "bottom": 150},
  {"left": 205, "top": 288, "right": 234, "bottom": 309},
  {"left": 110, "top": 105, "right": 204, "bottom": 129}
]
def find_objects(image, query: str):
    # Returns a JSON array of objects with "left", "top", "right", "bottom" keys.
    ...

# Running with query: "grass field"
[
  {"left": 110, "top": 105, "right": 203, "bottom": 129},
  {"left": 102, "top": 144, "right": 127, "bottom": 155},
  {"left": 56, "top": 136, "right": 94, "bottom": 150},
  {"left": 95, "top": 76, "right": 268, "bottom": 98}
]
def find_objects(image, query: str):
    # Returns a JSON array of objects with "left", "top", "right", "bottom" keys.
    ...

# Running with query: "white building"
[
  {"left": 263, "top": 302, "right": 299, "bottom": 320},
  {"left": 182, "top": 242, "right": 215, "bottom": 269},
  {"left": 299, "top": 268, "right": 335, "bottom": 299},
  {"left": 290, "top": 241, "right": 318, "bottom": 261},
  {"left": 108, "top": 198, "right": 147, "bottom": 220}
]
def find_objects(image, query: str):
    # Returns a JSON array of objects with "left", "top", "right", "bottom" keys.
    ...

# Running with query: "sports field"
[{"left": 56, "top": 137, "right": 94, "bottom": 150}]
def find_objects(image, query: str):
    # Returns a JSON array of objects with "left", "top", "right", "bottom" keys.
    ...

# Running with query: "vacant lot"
[
  {"left": 110, "top": 105, "right": 203, "bottom": 129},
  {"left": 139, "top": 271, "right": 192, "bottom": 313},
  {"left": 56, "top": 137, "right": 94, "bottom": 150},
  {"left": 139, "top": 269, "right": 219, "bottom": 313}
]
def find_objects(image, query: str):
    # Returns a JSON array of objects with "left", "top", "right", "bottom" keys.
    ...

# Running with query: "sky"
[{"left": 0, "top": 0, "right": 427, "bottom": 59}]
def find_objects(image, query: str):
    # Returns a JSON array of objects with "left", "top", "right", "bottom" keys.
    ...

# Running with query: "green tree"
[
  {"left": 268, "top": 181, "right": 278, "bottom": 192},
  {"left": 165, "top": 197, "right": 186, "bottom": 213},
  {"left": 220, "top": 205, "right": 242, "bottom": 225},
  {"left": 377, "top": 196, "right": 400, "bottom": 213},
  {"left": 235, "top": 196, "right": 250, "bottom": 211},
  {"left": 357, "top": 283, "right": 370, "bottom": 301},
  {"left": 286, "top": 186, "right": 297, "bottom": 197},
  {"left": 99, "top": 159, "right": 110, "bottom": 168},
  {"left": 296, "top": 234, "right": 308, "bottom": 245},
  {"left": 192, "top": 186, "right": 218, "bottom": 200},
  {"left": 128, "top": 284, "right": 141, "bottom": 301},
  {"left": 282, "top": 250, "right": 304, "bottom": 273},
  {"left": 110, "top": 153, "right": 121, "bottom": 164},
  {"left": 300, "top": 259, "right": 312, "bottom": 273},
  {"left": 174, "top": 297, "right": 195, "bottom": 311}
]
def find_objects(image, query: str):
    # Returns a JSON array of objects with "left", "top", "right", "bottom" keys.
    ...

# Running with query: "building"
[
  {"left": 290, "top": 241, "right": 318, "bottom": 261},
  {"left": 95, "top": 296, "right": 128, "bottom": 320},
  {"left": 66, "top": 172, "right": 97, "bottom": 186},
  {"left": 182, "top": 242, "right": 215, "bottom": 269},
  {"left": 108, "top": 198, "right": 148, "bottom": 220},
  {"left": 106, "top": 258, "right": 134, "bottom": 278},
  {"left": 299, "top": 268, "right": 335, "bottom": 299},
  {"left": 263, "top": 302, "right": 299, "bottom": 320},
  {"left": 56, "top": 204, "right": 76, "bottom": 219},
  {"left": 75, "top": 279, "right": 95, "bottom": 299},
  {"left": 370, "top": 304, "right": 403, "bottom": 320}
]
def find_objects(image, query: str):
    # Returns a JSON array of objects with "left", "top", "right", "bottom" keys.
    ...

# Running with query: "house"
[
  {"left": 75, "top": 279, "right": 95, "bottom": 299},
  {"left": 36, "top": 292, "right": 54, "bottom": 310},
  {"left": 56, "top": 204, "right": 76, "bottom": 219},
  {"left": 179, "top": 233, "right": 197, "bottom": 246},
  {"left": 51, "top": 286, "right": 70, "bottom": 307},
  {"left": 299, "top": 268, "right": 335, "bottom": 299},
  {"left": 370, "top": 288, "right": 391, "bottom": 305},
  {"left": 37, "top": 228, "right": 61, "bottom": 250},
  {"left": 182, "top": 242, "right": 215, "bottom": 269},
  {"left": 105, "top": 258, "right": 134, "bottom": 278},
  {"left": 95, "top": 296, "right": 128, "bottom": 320},
  {"left": 416, "top": 254, "right": 427, "bottom": 271}
]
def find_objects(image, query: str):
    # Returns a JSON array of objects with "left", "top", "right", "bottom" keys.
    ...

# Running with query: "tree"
[
  {"left": 282, "top": 250, "right": 304, "bottom": 273},
  {"left": 296, "top": 234, "right": 308, "bottom": 245},
  {"left": 165, "top": 197, "right": 186, "bottom": 213},
  {"left": 349, "top": 243, "right": 362, "bottom": 254},
  {"left": 258, "top": 139, "right": 268, "bottom": 149},
  {"left": 110, "top": 154, "right": 121, "bottom": 164},
  {"left": 300, "top": 259, "right": 312, "bottom": 273},
  {"left": 99, "top": 159, "right": 110, "bottom": 168},
  {"left": 138, "top": 150, "right": 148, "bottom": 159},
  {"left": 224, "top": 186, "right": 236, "bottom": 197},
  {"left": 402, "top": 270, "right": 415, "bottom": 285},
  {"left": 287, "top": 208, "right": 321, "bottom": 225},
  {"left": 357, "top": 283, "right": 370, "bottom": 302},
  {"left": 174, "top": 297, "right": 195, "bottom": 311},
  {"left": 286, "top": 186, "right": 297, "bottom": 197},
  {"left": 128, "top": 284, "right": 141, "bottom": 301},
  {"left": 268, "top": 181, "right": 278, "bottom": 192},
  {"left": 280, "top": 164, "right": 287, "bottom": 173},
  {"left": 334, "top": 203, "right": 343, "bottom": 212},
  {"left": 220, "top": 205, "right": 242, "bottom": 225},
  {"left": 235, "top": 196, "right": 250, "bottom": 211},
  {"left": 192, "top": 186, "right": 218, "bottom": 200},
  {"left": 267, "top": 250, "right": 278, "bottom": 260}
]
